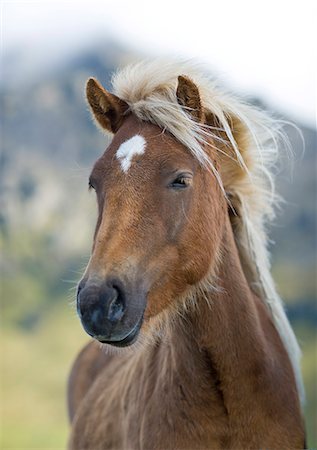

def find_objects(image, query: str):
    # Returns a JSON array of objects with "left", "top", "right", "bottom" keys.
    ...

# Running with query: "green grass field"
[{"left": 1, "top": 304, "right": 86, "bottom": 449}]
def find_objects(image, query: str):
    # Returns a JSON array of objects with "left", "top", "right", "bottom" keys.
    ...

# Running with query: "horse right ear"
[
  {"left": 86, "top": 78, "right": 129, "bottom": 133},
  {"left": 176, "top": 75, "right": 203, "bottom": 122}
]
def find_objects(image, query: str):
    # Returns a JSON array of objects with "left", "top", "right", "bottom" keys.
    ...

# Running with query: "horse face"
[{"left": 77, "top": 79, "right": 225, "bottom": 347}]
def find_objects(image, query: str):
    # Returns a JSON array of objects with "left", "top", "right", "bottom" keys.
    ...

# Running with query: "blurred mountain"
[{"left": 1, "top": 39, "right": 316, "bottom": 327}]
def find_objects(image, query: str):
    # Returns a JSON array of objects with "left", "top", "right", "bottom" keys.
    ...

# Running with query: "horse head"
[{"left": 77, "top": 75, "right": 226, "bottom": 346}]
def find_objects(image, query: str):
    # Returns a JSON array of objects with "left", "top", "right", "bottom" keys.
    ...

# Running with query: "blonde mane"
[{"left": 112, "top": 59, "right": 304, "bottom": 404}]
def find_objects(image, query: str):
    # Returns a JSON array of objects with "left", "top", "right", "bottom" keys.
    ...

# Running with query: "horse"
[{"left": 67, "top": 60, "right": 305, "bottom": 449}]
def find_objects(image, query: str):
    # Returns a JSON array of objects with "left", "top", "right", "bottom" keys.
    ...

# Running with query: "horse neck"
[
  {"left": 155, "top": 214, "right": 303, "bottom": 447},
  {"left": 160, "top": 214, "right": 267, "bottom": 366},
  {"left": 193, "top": 214, "right": 273, "bottom": 366},
  {"left": 167, "top": 213, "right": 299, "bottom": 414}
]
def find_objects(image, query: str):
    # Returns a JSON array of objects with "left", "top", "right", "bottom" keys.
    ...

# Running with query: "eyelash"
[{"left": 169, "top": 176, "right": 191, "bottom": 189}]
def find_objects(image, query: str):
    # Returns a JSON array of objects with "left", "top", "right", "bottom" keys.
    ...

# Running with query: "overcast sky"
[{"left": 1, "top": 0, "right": 316, "bottom": 126}]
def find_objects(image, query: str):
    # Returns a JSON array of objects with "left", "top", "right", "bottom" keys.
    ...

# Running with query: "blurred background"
[{"left": 1, "top": 0, "right": 316, "bottom": 448}]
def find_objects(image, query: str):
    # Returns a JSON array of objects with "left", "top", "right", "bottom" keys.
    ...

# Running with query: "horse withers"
[{"left": 68, "top": 61, "right": 305, "bottom": 449}]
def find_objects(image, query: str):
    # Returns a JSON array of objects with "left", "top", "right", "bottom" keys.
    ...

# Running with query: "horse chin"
[{"left": 96, "top": 314, "right": 144, "bottom": 348}]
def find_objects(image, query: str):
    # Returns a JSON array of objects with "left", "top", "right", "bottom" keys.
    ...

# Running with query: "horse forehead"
[
  {"left": 99, "top": 115, "right": 196, "bottom": 175},
  {"left": 116, "top": 134, "right": 146, "bottom": 172}
]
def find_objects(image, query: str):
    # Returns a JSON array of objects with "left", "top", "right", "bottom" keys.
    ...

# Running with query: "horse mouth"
[{"left": 97, "top": 314, "right": 143, "bottom": 347}]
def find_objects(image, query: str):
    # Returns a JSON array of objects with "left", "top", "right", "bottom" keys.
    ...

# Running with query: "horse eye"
[{"left": 169, "top": 176, "right": 191, "bottom": 189}]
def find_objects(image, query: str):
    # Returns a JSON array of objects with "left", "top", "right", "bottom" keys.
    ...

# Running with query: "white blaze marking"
[{"left": 116, "top": 135, "right": 146, "bottom": 172}]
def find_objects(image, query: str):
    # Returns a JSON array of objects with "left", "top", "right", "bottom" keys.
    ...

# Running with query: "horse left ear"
[
  {"left": 176, "top": 75, "right": 203, "bottom": 122},
  {"left": 86, "top": 78, "right": 129, "bottom": 133}
]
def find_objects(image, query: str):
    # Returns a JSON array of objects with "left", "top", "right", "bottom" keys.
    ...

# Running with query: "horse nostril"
[
  {"left": 107, "top": 286, "right": 125, "bottom": 323},
  {"left": 77, "top": 279, "right": 86, "bottom": 295},
  {"left": 77, "top": 279, "right": 126, "bottom": 336}
]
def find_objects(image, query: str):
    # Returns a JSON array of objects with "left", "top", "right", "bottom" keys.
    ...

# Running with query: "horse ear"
[
  {"left": 176, "top": 75, "right": 203, "bottom": 122},
  {"left": 86, "top": 78, "right": 129, "bottom": 133}
]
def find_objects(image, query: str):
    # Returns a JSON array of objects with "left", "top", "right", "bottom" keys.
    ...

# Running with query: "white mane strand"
[{"left": 112, "top": 59, "right": 304, "bottom": 404}]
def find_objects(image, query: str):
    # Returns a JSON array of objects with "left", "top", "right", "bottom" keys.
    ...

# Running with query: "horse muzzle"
[{"left": 76, "top": 277, "right": 146, "bottom": 347}]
